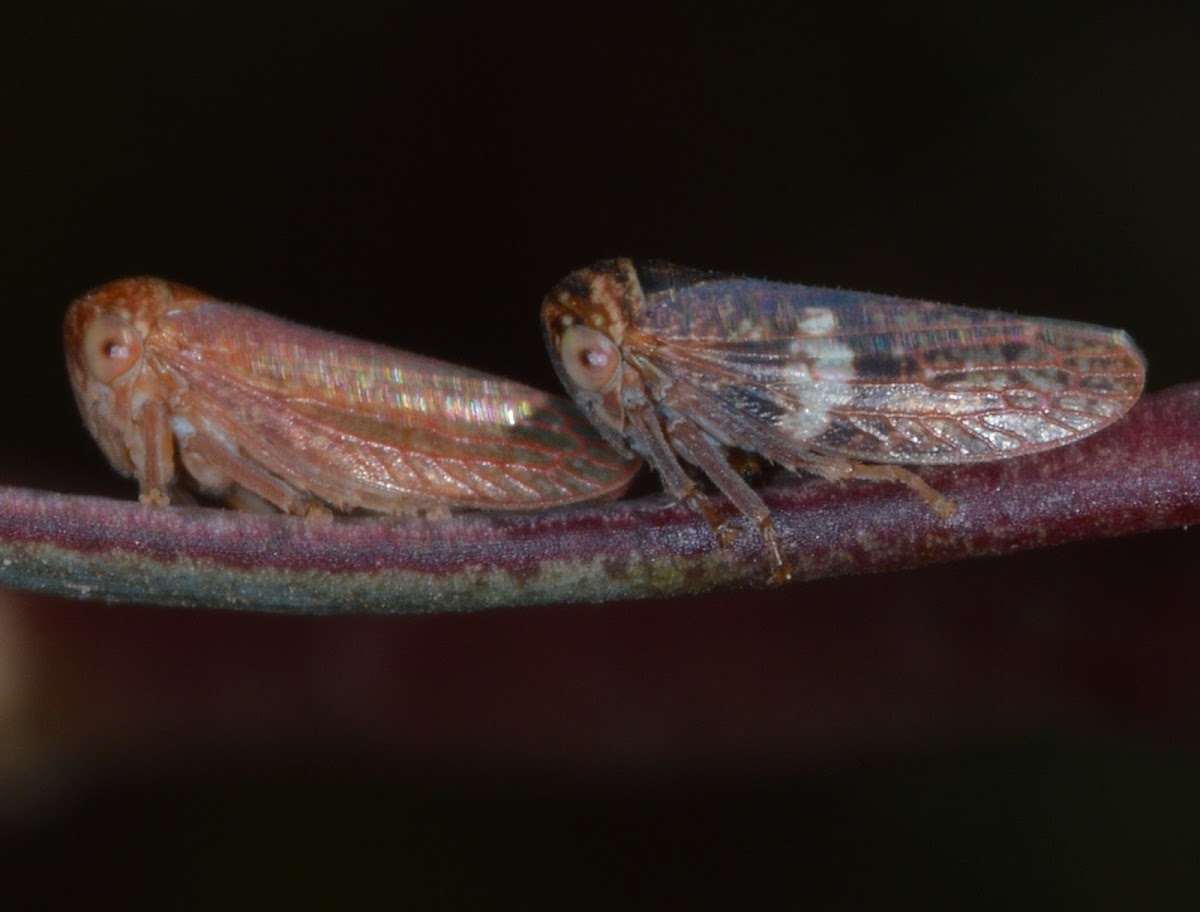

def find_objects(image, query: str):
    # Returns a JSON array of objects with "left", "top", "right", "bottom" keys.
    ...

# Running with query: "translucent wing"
[
  {"left": 151, "top": 300, "right": 637, "bottom": 510},
  {"left": 626, "top": 275, "right": 1145, "bottom": 465}
]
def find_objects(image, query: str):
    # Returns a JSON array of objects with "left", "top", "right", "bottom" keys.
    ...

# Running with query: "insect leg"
[
  {"left": 176, "top": 431, "right": 318, "bottom": 517},
  {"left": 625, "top": 404, "right": 731, "bottom": 540},
  {"left": 800, "top": 456, "right": 958, "bottom": 519},
  {"left": 666, "top": 418, "right": 791, "bottom": 584},
  {"left": 137, "top": 400, "right": 175, "bottom": 506}
]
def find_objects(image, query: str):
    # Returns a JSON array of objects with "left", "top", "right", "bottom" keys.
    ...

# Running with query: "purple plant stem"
[
  {"left": 6, "top": 529, "right": 1197, "bottom": 779},
  {"left": 1, "top": 383, "right": 1198, "bottom": 614}
]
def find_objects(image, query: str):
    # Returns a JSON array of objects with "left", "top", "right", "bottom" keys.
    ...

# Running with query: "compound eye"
[
  {"left": 559, "top": 324, "right": 620, "bottom": 392},
  {"left": 82, "top": 314, "right": 143, "bottom": 384}
]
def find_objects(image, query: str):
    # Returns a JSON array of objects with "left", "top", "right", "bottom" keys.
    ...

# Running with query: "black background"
[
  {"left": 4, "top": 3, "right": 1199, "bottom": 905},
  {"left": 4, "top": 4, "right": 1198, "bottom": 485}
]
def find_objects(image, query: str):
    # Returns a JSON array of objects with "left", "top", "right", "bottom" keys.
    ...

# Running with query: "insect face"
[
  {"left": 64, "top": 278, "right": 187, "bottom": 481},
  {"left": 541, "top": 265, "right": 637, "bottom": 454}
]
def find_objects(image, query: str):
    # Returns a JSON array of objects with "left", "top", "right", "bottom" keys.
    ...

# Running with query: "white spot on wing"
[
  {"left": 795, "top": 307, "right": 836, "bottom": 336},
  {"left": 776, "top": 335, "right": 857, "bottom": 442}
]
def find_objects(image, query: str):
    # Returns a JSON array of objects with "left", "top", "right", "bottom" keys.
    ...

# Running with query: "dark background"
[
  {"left": 3, "top": 3, "right": 1199, "bottom": 905},
  {"left": 4, "top": 4, "right": 1197, "bottom": 475}
]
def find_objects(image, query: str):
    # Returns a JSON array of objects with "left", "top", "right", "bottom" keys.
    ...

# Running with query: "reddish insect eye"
[
  {"left": 83, "top": 313, "right": 143, "bottom": 384},
  {"left": 559, "top": 324, "right": 620, "bottom": 392}
]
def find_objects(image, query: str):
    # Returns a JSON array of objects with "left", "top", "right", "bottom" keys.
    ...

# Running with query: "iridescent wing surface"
[{"left": 151, "top": 300, "right": 638, "bottom": 510}]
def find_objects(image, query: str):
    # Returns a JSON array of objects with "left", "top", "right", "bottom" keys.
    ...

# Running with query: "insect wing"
[
  {"left": 625, "top": 272, "right": 1146, "bottom": 465},
  {"left": 147, "top": 297, "right": 639, "bottom": 511}
]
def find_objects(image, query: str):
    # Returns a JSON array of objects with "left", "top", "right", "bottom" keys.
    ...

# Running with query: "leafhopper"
[
  {"left": 65, "top": 278, "right": 640, "bottom": 517},
  {"left": 542, "top": 259, "right": 1146, "bottom": 582}
]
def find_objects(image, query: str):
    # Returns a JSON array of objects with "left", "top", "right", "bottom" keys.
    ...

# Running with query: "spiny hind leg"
[
  {"left": 798, "top": 454, "right": 958, "bottom": 519},
  {"left": 625, "top": 406, "right": 727, "bottom": 536},
  {"left": 666, "top": 418, "right": 791, "bottom": 584}
]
